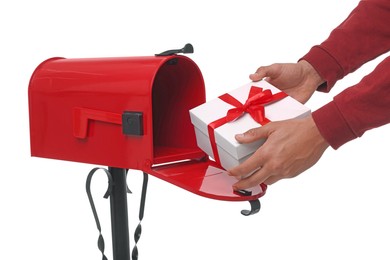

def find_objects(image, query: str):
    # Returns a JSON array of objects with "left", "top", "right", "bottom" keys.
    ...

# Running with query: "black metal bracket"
[
  {"left": 234, "top": 189, "right": 261, "bottom": 216},
  {"left": 241, "top": 199, "right": 261, "bottom": 216},
  {"left": 86, "top": 167, "right": 149, "bottom": 260},
  {"left": 131, "top": 172, "right": 149, "bottom": 260},
  {"left": 85, "top": 167, "right": 114, "bottom": 260},
  {"left": 155, "top": 43, "right": 194, "bottom": 56}
]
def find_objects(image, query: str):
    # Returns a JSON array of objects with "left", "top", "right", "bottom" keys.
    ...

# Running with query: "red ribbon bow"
[{"left": 207, "top": 86, "right": 287, "bottom": 167}]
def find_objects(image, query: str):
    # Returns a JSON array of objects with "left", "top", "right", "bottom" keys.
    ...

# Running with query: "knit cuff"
[{"left": 312, "top": 101, "right": 357, "bottom": 149}]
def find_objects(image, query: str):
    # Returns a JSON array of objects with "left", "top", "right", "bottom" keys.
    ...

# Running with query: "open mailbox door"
[{"left": 149, "top": 158, "right": 266, "bottom": 202}]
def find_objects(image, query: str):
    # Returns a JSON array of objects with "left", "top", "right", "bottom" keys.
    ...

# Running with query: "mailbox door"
[{"left": 147, "top": 158, "right": 266, "bottom": 202}]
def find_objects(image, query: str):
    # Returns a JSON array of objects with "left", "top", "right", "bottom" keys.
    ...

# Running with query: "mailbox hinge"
[{"left": 155, "top": 43, "right": 194, "bottom": 56}]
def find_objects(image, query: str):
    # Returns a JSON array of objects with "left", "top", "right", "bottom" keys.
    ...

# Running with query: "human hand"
[
  {"left": 228, "top": 116, "right": 329, "bottom": 189},
  {"left": 250, "top": 60, "right": 324, "bottom": 104}
]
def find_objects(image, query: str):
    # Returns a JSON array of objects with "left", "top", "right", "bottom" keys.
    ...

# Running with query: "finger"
[
  {"left": 249, "top": 66, "right": 270, "bottom": 82},
  {"left": 250, "top": 64, "right": 283, "bottom": 82},
  {"left": 228, "top": 148, "right": 263, "bottom": 178},
  {"left": 263, "top": 175, "right": 282, "bottom": 185},
  {"left": 235, "top": 125, "right": 270, "bottom": 144},
  {"left": 232, "top": 166, "right": 270, "bottom": 191},
  {"left": 249, "top": 72, "right": 263, "bottom": 82}
]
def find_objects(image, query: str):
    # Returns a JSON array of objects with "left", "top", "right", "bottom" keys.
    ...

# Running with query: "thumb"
[
  {"left": 235, "top": 125, "right": 270, "bottom": 144},
  {"left": 249, "top": 64, "right": 278, "bottom": 82}
]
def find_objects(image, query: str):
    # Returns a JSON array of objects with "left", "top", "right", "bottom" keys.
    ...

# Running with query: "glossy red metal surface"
[
  {"left": 28, "top": 54, "right": 267, "bottom": 201},
  {"left": 29, "top": 55, "right": 206, "bottom": 169},
  {"left": 73, "top": 107, "right": 122, "bottom": 139},
  {"left": 149, "top": 158, "right": 266, "bottom": 201}
]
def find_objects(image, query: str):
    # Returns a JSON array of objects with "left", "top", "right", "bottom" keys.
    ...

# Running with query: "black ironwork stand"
[
  {"left": 86, "top": 167, "right": 148, "bottom": 260},
  {"left": 86, "top": 166, "right": 257, "bottom": 260}
]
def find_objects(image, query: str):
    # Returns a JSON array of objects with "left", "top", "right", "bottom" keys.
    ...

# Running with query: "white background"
[{"left": 1, "top": 0, "right": 389, "bottom": 259}]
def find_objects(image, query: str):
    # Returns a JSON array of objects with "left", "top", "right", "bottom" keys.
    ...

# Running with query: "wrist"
[
  {"left": 299, "top": 60, "right": 325, "bottom": 89},
  {"left": 306, "top": 115, "right": 330, "bottom": 151}
]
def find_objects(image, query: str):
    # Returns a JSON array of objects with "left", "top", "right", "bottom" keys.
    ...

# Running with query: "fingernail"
[{"left": 235, "top": 133, "right": 244, "bottom": 139}]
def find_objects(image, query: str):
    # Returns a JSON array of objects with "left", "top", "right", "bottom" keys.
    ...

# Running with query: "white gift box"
[{"left": 189, "top": 80, "right": 311, "bottom": 170}]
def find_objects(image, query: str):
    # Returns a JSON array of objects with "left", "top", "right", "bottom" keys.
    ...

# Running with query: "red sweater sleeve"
[
  {"left": 312, "top": 57, "right": 390, "bottom": 149},
  {"left": 301, "top": 0, "right": 390, "bottom": 149}
]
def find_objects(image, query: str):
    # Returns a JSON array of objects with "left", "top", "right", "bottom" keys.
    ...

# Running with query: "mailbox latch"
[
  {"left": 155, "top": 43, "right": 194, "bottom": 56},
  {"left": 122, "top": 111, "right": 143, "bottom": 136}
]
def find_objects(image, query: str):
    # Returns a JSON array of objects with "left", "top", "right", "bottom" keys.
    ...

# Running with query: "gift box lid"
[{"left": 189, "top": 80, "right": 311, "bottom": 161}]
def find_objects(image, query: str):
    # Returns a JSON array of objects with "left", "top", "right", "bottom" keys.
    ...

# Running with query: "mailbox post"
[{"left": 109, "top": 167, "right": 131, "bottom": 260}]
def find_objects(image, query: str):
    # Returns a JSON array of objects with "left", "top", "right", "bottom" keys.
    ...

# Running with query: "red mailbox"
[
  {"left": 29, "top": 47, "right": 266, "bottom": 202},
  {"left": 29, "top": 55, "right": 204, "bottom": 170},
  {"left": 28, "top": 45, "right": 266, "bottom": 259}
]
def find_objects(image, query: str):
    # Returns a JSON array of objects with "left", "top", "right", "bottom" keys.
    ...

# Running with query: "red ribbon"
[{"left": 207, "top": 86, "right": 287, "bottom": 167}]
